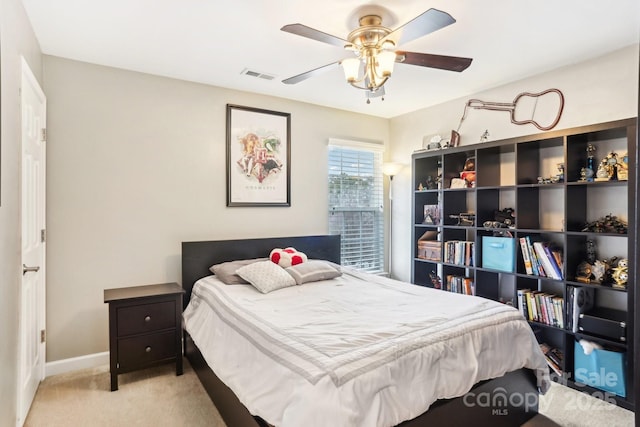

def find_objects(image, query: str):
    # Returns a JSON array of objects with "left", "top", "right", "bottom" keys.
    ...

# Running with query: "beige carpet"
[
  {"left": 25, "top": 361, "right": 634, "bottom": 426},
  {"left": 534, "top": 381, "right": 634, "bottom": 427},
  {"left": 25, "top": 361, "right": 225, "bottom": 426}
]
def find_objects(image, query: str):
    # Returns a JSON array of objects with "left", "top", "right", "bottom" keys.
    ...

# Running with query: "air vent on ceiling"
[{"left": 241, "top": 68, "right": 275, "bottom": 81}]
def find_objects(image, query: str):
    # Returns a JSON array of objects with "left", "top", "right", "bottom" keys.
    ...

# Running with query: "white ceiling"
[{"left": 21, "top": 0, "right": 640, "bottom": 119}]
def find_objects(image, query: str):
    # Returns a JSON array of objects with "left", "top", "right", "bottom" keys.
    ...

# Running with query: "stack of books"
[
  {"left": 517, "top": 289, "right": 564, "bottom": 328},
  {"left": 443, "top": 240, "right": 474, "bottom": 266},
  {"left": 519, "top": 236, "right": 563, "bottom": 279},
  {"left": 445, "top": 275, "right": 474, "bottom": 295},
  {"left": 539, "top": 343, "right": 564, "bottom": 376}
]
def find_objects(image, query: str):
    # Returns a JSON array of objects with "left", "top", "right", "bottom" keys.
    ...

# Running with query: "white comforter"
[{"left": 183, "top": 269, "right": 548, "bottom": 427}]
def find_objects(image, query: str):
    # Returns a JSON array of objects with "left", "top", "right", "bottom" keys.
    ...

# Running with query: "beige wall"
[
  {"left": 388, "top": 44, "right": 639, "bottom": 283},
  {"left": 0, "top": 0, "right": 42, "bottom": 424},
  {"left": 41, "top": 44, "right": 640, "bottom": 364},
  {"left": 42, "top": 55, "right": 390, "bottom": 361}
]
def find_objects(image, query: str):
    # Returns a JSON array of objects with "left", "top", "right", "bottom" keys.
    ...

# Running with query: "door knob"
[{"left": 23, "top": 264, "right": 40, "bottom": 275}]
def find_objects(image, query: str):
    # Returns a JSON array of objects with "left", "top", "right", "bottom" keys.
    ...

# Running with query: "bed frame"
[{"left": 181, "top": 235, "right": 541, "bottom": 427}]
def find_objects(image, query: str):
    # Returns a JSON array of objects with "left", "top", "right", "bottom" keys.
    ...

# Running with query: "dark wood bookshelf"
[{"left": 411, "top": 118, "right": 637, "bottom": 411}]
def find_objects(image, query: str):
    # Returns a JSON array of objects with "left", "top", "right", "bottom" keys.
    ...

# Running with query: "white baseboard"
[{"left": 45, "top": 351, "right": 109, "bottom": 377}]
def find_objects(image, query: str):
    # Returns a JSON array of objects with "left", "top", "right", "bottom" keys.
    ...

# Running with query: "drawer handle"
[
  {"left": 144, "top": 316, "right": 151, "bottom": 322},
  {"left": 145, "top": 346, "right": 152, "bottom": 353}
]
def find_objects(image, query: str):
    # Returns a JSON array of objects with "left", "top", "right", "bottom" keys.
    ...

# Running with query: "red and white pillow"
[{"left": 270, "top": 247, "right": 308, "bottom": 268}]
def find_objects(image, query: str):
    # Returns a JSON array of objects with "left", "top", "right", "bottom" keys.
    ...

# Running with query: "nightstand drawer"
[
  {"left": 116, "top": 301, "right": 175, "bottom": 336},
  {"left": 105, "top": 282, "right": 184, "bottom": 391},
  {"left": 117, "top": 330, "right": 176, "bottom": 370}
]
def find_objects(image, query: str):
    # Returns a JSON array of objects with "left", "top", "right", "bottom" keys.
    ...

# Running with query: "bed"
[{"left": 181, "top": 235, "right": 549, "bottom": 427}]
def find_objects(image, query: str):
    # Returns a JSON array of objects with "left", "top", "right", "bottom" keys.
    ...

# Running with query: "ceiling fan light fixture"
[
  {"left": 376, "top": 50, "right": 396, "bottom": 77},
  {"left": 281, "top": 8, "right": 472, "bottom": 103},
  {"left": 341, "top": 57, "right": 361, "bottom": 83}
]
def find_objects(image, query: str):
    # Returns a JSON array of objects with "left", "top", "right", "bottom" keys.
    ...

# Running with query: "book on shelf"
[
  {"left": 519, "top": 238, "right": 534, "bottom": 275},
  {"left": 517, "top": 288, "right": 529, "bottom": 319},
  {"left": 523, "top": 236, "right": 544, "bottom": 276},
  {"left": 525, "top": 291, "right": 535, "bottom": 321},
  {"left": 532, "top": 242, "right": 562, "bottom": 280},
  {"left": 537, "top": 293, "right": 549, "bottom": 324},
  {"left": 542, "top": 243, "right": 563, "bottom": 279},
  {"left": 551, "top": 249, "right": 563, "bottom": 272},
  {"left": 552, "top": 296, "right": 564, "bottom": 329},
  {"left": 539, "top": 343, "right": 564, "bottom": 376},
  {"left": 566, "top": 287, "right": 574, "bottom": 331}
]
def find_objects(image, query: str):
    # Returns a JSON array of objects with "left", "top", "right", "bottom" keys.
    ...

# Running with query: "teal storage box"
[
  {"left": 574, "top": 340, "right": 626, "bottom": 397},
  {"left": 482, "top": 236, "right": 515, "bottom": 272}
]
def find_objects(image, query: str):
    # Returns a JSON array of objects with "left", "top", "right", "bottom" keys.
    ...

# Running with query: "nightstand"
[{"left": 104, "top": 282, "right": 184, "bottom": 391}]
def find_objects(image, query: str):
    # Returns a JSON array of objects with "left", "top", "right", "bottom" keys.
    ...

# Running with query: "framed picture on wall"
[{"left": 226, "top": 104, "right": 291, "bottom": 207}]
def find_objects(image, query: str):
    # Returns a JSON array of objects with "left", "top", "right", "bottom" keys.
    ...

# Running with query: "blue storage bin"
[
  {"left": 482, "top": 236, "right": 515, "bottom": 272},
  {"left": 574, "top": 340, "right": 626, "bottom": 397}
]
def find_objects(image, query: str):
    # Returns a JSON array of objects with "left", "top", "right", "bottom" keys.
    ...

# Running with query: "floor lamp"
[{"left": 382, "top": 162, "right": 404, "bottom": 278}]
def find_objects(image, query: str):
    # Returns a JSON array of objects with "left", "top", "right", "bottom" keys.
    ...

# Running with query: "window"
[{"left": 328, "top": 139, "right": 384, "bottom": 273}]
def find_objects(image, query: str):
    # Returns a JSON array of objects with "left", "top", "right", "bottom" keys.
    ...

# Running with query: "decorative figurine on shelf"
[
  {"left": 449, "top": 212, "right": 475, "bottom": 226},
  {"left": 586, "top": 239, "right": 596, "bottom": 264},
  {"left": 494, "top": 208, "right": 516, "bottom": 227},
  {"left": 429, "top": 271, "right": 442, "bottom": 290},
  {"left": 618, "top": 152, "right": 629, "bottom": 181},
  {"left": 426, "top": 175, "right": 438, "bottom": 190},
  {"left": 418, "top": 175, "right": 440, "bottom": 191},
  {"left": 556, "top": 163, "right": 564, "bottom": 182},
  {"left": 584, "top": 143, "right": 596, "bottom": 182},
  {"left": 480, "top": 129, "right": 490, "bottom": 143},
  {"left": 576, "top": 261, "right": 594, "bottom": 283},
  {"left": 424, "top": 135, "right": 444, "bottom": 151},
  {"left": 460, "top": 157, "right": 476, "bottom": 187},
  {"left": 581, "top": 214, "right": 627, "bottom": 234},
  {"left": 537, "top": 162, "right": 563, "bottom": 184},
  {"left": 576, "top": 239, "right": 607, "bottom": 284},
  {"left": 610, "top": 258, "right": 628, "bottom": 289},
  {"left": 591, "top": 259, "right": 607, "bottom": 283},
  {"left": 606, "top": 151, "right": 619, "bottom": 181},
  {"left": 595, "top": 159, "right": 610, "bottom": 181}
]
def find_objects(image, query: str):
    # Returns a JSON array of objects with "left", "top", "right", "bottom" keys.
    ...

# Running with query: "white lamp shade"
[
  {"left": 341, "top": 58, "right": 361, "bottom": 82},
  {"left": 382, "top": 162, "right": 404, "bottom": 177},
  {"left": 376, "top": 51, "right": 396, "bottom": 77}
]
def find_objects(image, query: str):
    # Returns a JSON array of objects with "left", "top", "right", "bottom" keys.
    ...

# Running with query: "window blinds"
[{"left": 328, "top": 141, "right": 384, "bottom": 273}]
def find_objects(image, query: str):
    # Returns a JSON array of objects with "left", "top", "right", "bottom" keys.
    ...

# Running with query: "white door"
[{"left": 17, "top": 57, "right": 47, "bottom": 427}]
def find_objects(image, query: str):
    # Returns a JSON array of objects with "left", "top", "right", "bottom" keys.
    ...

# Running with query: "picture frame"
[
  {"left": 226, "top": 104, "right": 291, "bottom": 207},
  {"left": 423, "top": 204, "right": 441, "bottom": 225}
]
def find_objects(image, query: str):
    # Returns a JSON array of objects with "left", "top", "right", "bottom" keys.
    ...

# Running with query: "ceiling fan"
[{"left": 281, "top": 7, "right": 473, "bottom": 102}]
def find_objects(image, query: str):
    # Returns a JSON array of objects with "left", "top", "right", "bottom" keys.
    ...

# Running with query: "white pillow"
[
  {"left": 285, "top": 260, "right": 342, "bottom": 285},
  {"left": 236, "top": 261, "right": 296, "bottom": 294}
]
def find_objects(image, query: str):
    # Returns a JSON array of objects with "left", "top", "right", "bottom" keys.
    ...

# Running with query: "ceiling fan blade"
[
  {"left": 281, "top": 24, "right": 347, "bottom": 48},
  {"left": 397, "top": 51, "right": 472, "bottom": 72},
  {"left": 383, "top": 8, "right": 456, "bottom": 46},
  {"left": 282, "top": 62, "right": 340, "bottom": 85}
]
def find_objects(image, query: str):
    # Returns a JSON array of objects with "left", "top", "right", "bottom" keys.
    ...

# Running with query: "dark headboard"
[{"left": 181, "top": 235, "right": 341, "bottom": 309}]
